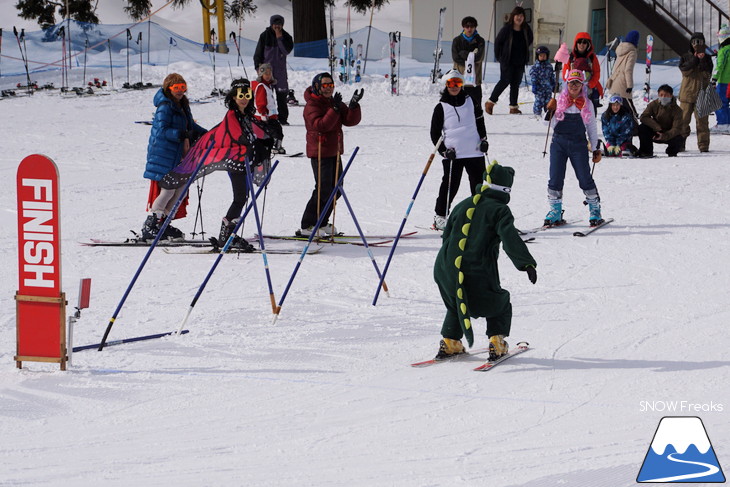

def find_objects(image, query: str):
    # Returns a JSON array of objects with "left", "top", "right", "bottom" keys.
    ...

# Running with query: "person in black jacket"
[
  {"left": 485, "top": 6, "right": 533, "bottom": 115},
  {"left": 451, "top": 16, "right": 486, "bottom": 114},
  {"left": 253, "top": 15, "right": 294, "bottom": 125}
]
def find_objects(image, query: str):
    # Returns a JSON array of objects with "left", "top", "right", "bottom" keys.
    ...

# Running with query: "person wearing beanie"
[
  {"left": 711, "top": 24, "right": 730, "bottom": 133},
  {"left": 678, "top": 32, "right": 714, "bottom": 152},
  {"left": 298, "top": 73, "right": 363, "bottom": 237},
  {"left": 529, "top": 45, "right": 555, "bottom": 118},
  {"left": 544, "top": 69, "right": 603, "bottom": 227},
  {"left": 253, "top": 14, "right": 293, "bottom": 125},
  {"left": 429, "top": 69, "right": 489, "bottom": 231},
  {"left": 605, "top": 30, "right": 640, "bottom": 118},
  {"left": 636, "top": 84, "right": 684, "bottom": 157},
  {"left": 251, "top": 63, "right": 286, "bottom": 154},
  {"left": 431, "top": 160, "right": 537, "bottom": 362},
  {"left": 486, "top": 6, "right": 533, "bottom": 115},
  {"left": 601, "top": 94, "right": 636, "bottom": 157},
  {"left": 141, "top": 72, "right": 207, "bottom": 241},
  {"left": 451, "top": 16, "right": 486, "bottom": 114}
]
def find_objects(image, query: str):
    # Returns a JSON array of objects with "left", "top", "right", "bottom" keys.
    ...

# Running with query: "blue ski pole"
[
  {"left": 372, "top": 135, "right": 444, "bottom": 305},
  {"left": 272, "top": 147, "right": 359, "bottom": 324},
  {"left": 98, "top": 140, "right": 215, "bottom": 351},
  {"left": 175, "top": 160, "right": 280, "bottom": 335}
]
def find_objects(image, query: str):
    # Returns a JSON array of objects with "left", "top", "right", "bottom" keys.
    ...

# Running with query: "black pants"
[
  {"left": 434, "top": 156, "right": 486, "bottom": 217},
  {"left": 225, "top": 171, "right": 248, "bottom": 221},
  {"left": 276, "top": 90, "right": 289, "bottom": 124},
  {"left": 637, "top": 123, "right": 684, "bottom": 156},
  {"left": 489, "top": 64, "right": 524, "bottom": 106},
  {"left": 301, "top": 156, "right": 342, "bottom": 228}
]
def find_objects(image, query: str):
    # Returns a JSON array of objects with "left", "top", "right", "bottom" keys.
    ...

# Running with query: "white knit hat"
[
  {"left": 442, "top": 69, "right": 464, "bottom": 86},
  {"left": 719, "top": 24, "right": 730, "bottom": 44}
]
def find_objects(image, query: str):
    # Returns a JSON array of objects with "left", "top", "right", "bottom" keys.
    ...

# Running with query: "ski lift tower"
[{"left": 201, "top": 0, "right": 229, "bottom": 53}]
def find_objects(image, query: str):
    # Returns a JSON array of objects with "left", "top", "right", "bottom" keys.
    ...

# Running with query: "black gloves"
[
  {"left": 525, "top": 266, "right": 537, "bottom": 284},
  {"left": 332, "top": 92, "right": 342, "bottom": 111},
  {"left": 349, "top": 88, "right": 364, "bottom": 108},
  {"left": 444, "top": 148, "right": 457, "bottom": 160},
  {"left": 479, "top": 137, "right": 489, "bottom": 153}
]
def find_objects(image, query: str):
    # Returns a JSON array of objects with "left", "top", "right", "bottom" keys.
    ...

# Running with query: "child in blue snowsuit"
[
  {"left": 529, "top": 46, "right": 555, "bottom": 116},
  {"left": 601, "top": 94, "right": 636, "bottom": 156}
]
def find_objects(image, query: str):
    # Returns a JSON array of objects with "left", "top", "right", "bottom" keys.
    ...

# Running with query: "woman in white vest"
[{"left": 429, "top": 69, "right": 489, "bottom": 230}]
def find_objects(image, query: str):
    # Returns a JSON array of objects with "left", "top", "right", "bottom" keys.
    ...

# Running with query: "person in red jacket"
[
  {"left": 561, "top": 32, "right": 603, "bottom": 113},
  {"left": 298, "top": 73, "right": 363, "bottom": 237}
]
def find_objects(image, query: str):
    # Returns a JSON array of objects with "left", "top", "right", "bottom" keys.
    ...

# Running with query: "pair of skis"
[
  {"left": 430, "top": 7, "right": 446, "bottom": 83},
  {"left": 388, "top": 32, "right": 401, "bottom": 95},
  {"left": 518, "top": 218, "right": 614, "bottom": 238},
  {"left": 411, "top": 342, "right": 530, "bottom": 372}
]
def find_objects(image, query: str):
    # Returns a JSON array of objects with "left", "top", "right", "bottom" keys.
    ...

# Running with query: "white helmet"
[{"left": 442, "top": 69, "right": 464, "bottom": 87}]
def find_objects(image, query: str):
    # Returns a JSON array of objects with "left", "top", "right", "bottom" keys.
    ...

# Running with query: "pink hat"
[{"left": 566, "top": 69, "right": 585, "bottom": 83}]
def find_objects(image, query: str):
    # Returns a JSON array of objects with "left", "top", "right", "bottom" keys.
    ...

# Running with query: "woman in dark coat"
[
  {"left": 485, "top": 6, "right": 533, "bottom": 115},
  {"left": 298, "top": 73, "right": 362, "bottom": 237}
]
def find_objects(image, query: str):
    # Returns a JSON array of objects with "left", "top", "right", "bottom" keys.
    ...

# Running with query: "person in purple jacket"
[{"left": 254, "top": 15, "right": 294, "bottom": 125}]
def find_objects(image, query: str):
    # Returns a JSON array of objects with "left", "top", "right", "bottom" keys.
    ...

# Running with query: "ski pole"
[
  {"left": 373, "top": 135, "right": 444, "bottom": 306},
  {"left": 229, "top": 32, "right": 248, "bottom": 78},
  {"left": 97, "top": 140, "right": 216, "bottom": 351},
  {"left": 13, "top": 27, "right": 32, "bottom": 94},
  {"left": 108, "top": 39, "right": 114, "bottom": 88},
  {"left": 1, "top": 28, "right": 3, "bottom": 79},
  {"left": 337, "top": 185, "right": 389, "bottom": 296},
  {"left": 316, "top": 136, "right": 323, "bottom": 234},
  {"left": 329, "top": 143, "right": 342, "bottom": 238},
  {"left": 137, "top": 32, "right": 143, "bottom": 84},
  {"left": 444, "top": 156, "right": 453, "bottom": 219},
  {"left": 363, "top": 6, "right": 374, "bottom": 75},
  {"left": 83, "top": 38, "right": 88, "bottom": 87},
  {"left": 175, "top": 160, "right": 280, "bottom": 335},
  {"left": 191, "top": 176, "right": 207, "bottom": 239},
  {"left": 242, "top": 155, "right": 278, "bottom": 314},
  {"left": 126, "top": 29, "right": 131, "bottom": 86},
  {"left": 273, "top": 147, "right": 360, "bottom": 325},
  {"left": 210, "top": 29, "right": 217, "bottom": 95}
]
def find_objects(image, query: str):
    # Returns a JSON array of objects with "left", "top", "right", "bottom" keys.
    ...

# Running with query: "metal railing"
[{"left": 650, "top": 0, "right": 728, "bottom": 49}]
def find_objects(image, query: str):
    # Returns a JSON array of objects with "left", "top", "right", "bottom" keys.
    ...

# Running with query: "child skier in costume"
[
  {"left": 601, "top": 94, "right": 636, "bottom": 156},
  {"left": 429, "top": 69, "right": 489, "bottom": 231},
  {"left": 433, "top": 160, "right": 537, "bottom": 361},
  {"left": 529, "top": 45, "right": 555, "bottom": 118},
  {"left": 544, "top": 69, "right": 604, "bottom": 226}
]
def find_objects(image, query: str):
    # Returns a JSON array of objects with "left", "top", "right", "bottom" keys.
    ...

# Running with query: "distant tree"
[
  {"left": 124, "top": 0, "right": 188, "bottom": 21},
  {"left": 226, "top": 0, "right": 257, "bottom": 24},
  {"left": 15, "top": 0, "right": 100, "bottom": 29},
  {"left": 347, "top": 0, "right": 390, "bottom": 15}
]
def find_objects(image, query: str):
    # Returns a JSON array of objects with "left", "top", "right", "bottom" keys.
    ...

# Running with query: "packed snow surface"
[{"left": 1, "top": 16, "right": 729, "bottom": 487}]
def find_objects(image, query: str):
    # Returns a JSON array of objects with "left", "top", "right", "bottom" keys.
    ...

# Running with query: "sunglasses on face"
[
  {"left": 445, "top": 78, "right": 464, "bottom": 88},
  {"left": 169, "top": 83, "right": 187, "bottom": 94},
  {"left": 235, "top": 87, "right": 252, "bottom": 99},
  {"left": 320, "top": 82, "right": 335, "bottom": 89},
  {"left": 577, "top": 40, "right": 590, "bottom": 45}
]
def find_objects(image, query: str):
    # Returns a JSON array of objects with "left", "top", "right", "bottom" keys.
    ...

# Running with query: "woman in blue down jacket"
[{"left": 141, "top": 73, "right": 206, "bottom": 241}]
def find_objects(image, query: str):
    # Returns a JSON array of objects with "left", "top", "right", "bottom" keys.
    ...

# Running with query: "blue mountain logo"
[{"left": 637, "top": 416, "right": 726, "bottom": 483}]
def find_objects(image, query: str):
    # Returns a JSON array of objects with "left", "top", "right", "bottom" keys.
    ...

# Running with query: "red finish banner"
[{"left": 16, "top": 154, "right": 65, "bottom": 365}]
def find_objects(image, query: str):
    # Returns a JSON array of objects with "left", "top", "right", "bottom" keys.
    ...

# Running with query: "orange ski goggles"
[
  {"left": 169, "top": 83, "right": 187, "bottom": 94},
  {"left": 445, "top": 78, "right": 464, "bottom": 88}
]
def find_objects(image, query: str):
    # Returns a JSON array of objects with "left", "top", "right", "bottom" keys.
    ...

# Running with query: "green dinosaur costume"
[{"left": 433, "top": 161, "right": 536, "bottom": 347}]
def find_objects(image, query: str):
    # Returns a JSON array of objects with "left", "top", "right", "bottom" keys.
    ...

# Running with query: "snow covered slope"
[{"left": 0, "top": 41, "right": 729, "bottom": 487}]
